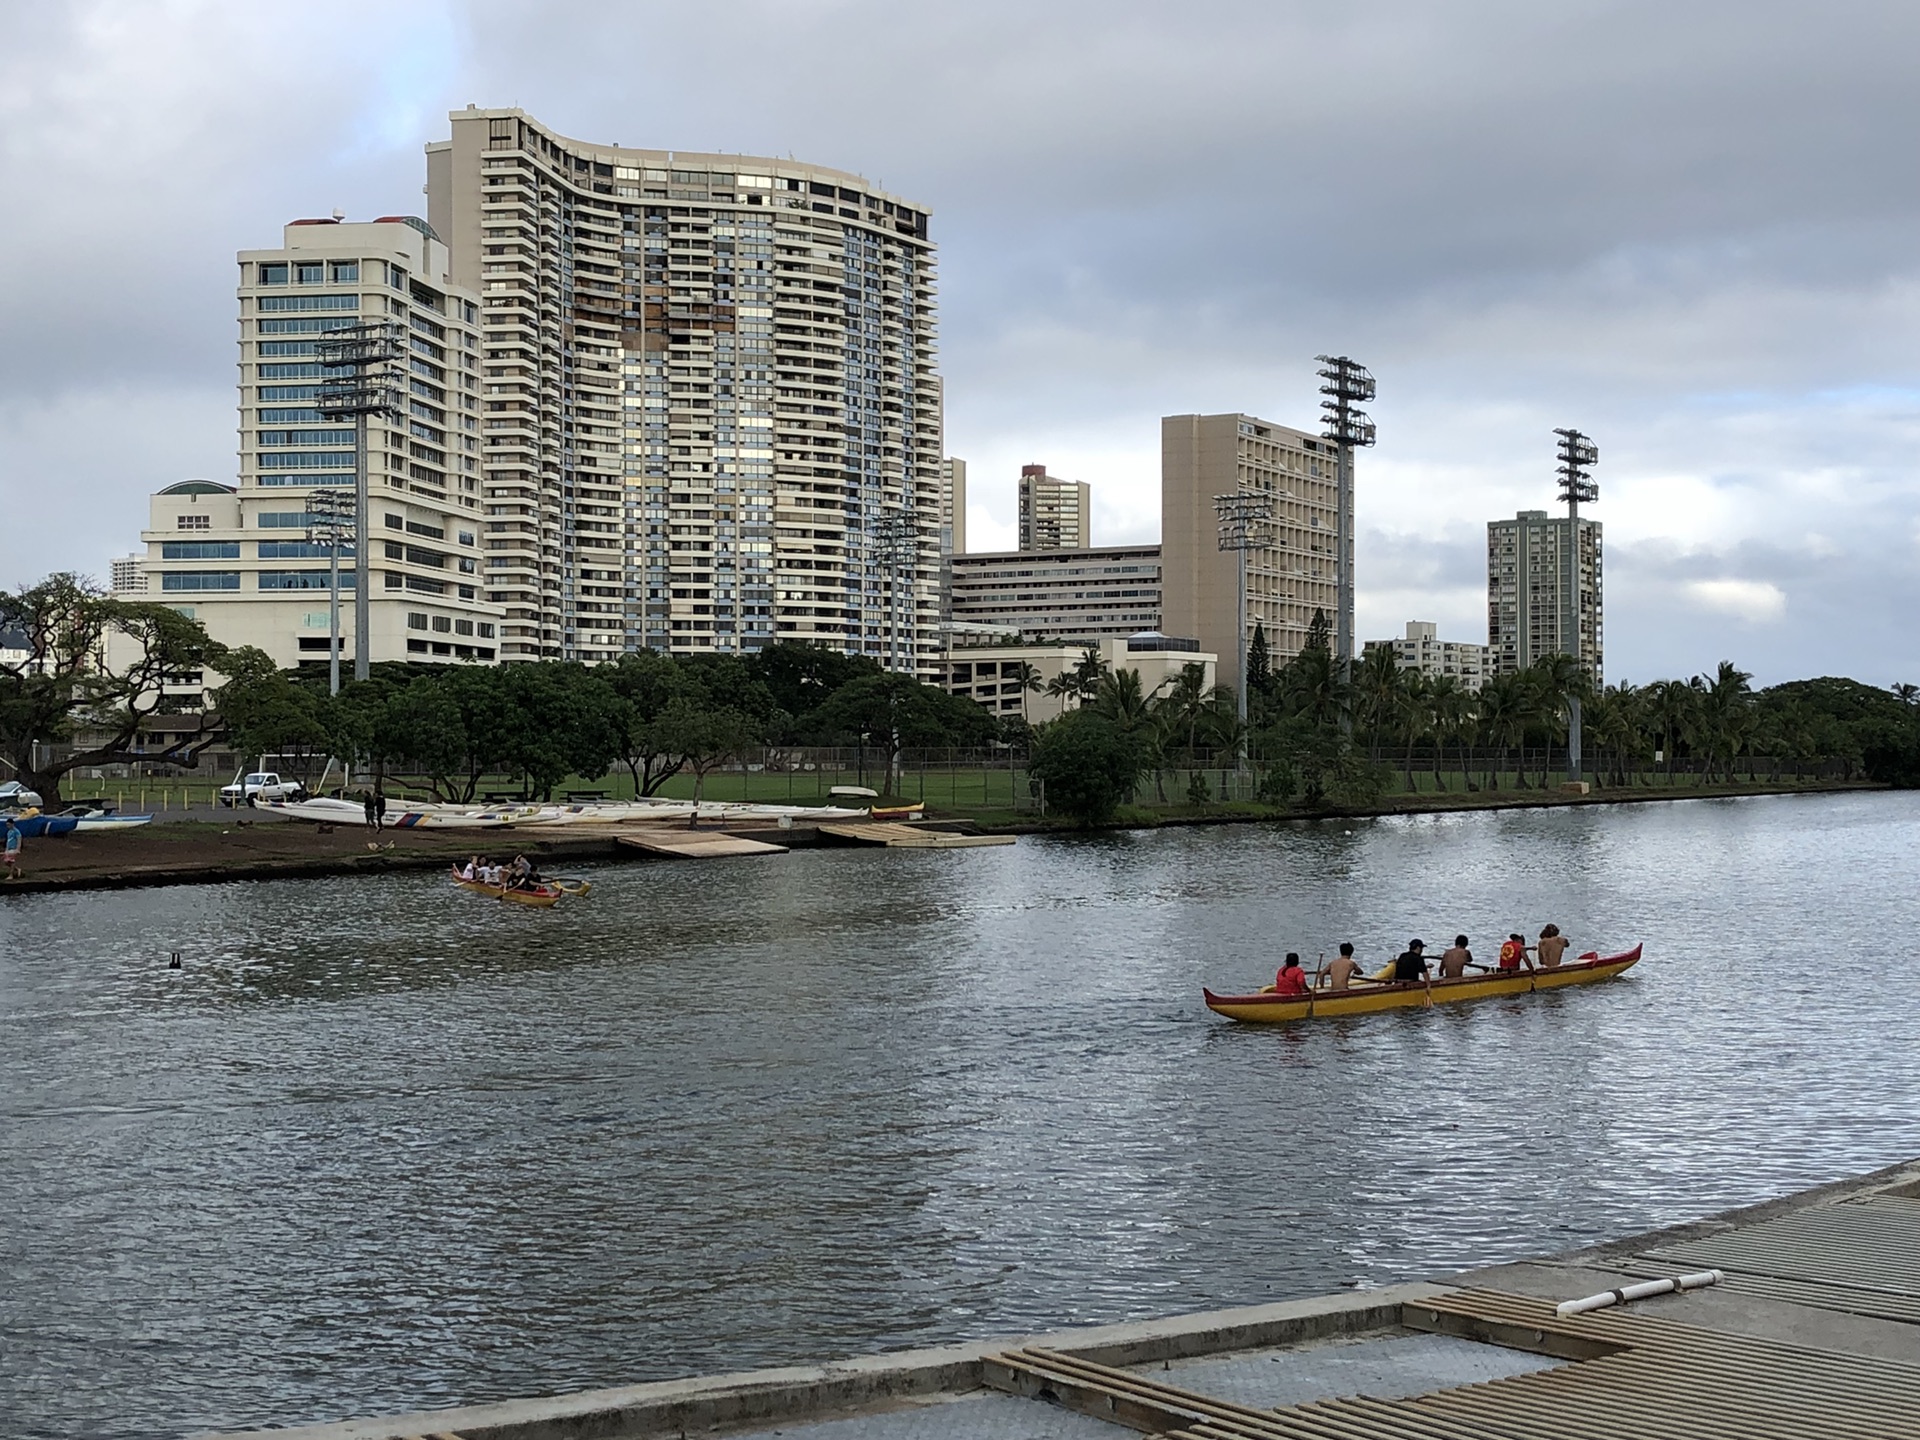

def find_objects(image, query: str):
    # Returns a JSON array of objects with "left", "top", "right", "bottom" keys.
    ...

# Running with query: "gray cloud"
[{"left": 3, "top": 0, "right": 1917, "bottom": 684}]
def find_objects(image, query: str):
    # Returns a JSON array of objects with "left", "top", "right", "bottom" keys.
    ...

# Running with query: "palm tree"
[
  {"left": 1354, "top": 645, "right": 1404, "bottom": 761},
  {"left": 1278, "top": 643, "right": 1347, "bottom": 730},
  {"left": 1528, "top": 653, "right": 1587, "bottom": 787},
  {"left": 1477, "top": 671, "right": 1531, "bottom": 790},
  {"left": 1069, "top": 645, "right": 1108, "bottom": 701},
  {"left": 1691, "top": 660, "right": 1753, "bottom": 784},
  {"left": 1010, "top": 660, "right": 1043, "bottom": 728},
  {"left": 1162, "top": 662, "right": 1213, "bottom": 763},
  {"left": 1893, "top": 682, "right": 1920, "bottom": 707},
  {"left": 1426, "top": 675, "right": 1465, "bottom": 791},
  {"left": 1091, "top": 667, "right": 1151, "bottom": 730},
  {"left": 1646, "top": 678, "right": 1694, "bottom": 786},
  {"left": 1396, "top": 669, "right": 1433, "bottom": 794}
]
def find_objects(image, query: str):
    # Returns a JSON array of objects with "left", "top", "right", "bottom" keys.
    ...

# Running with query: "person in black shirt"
[{"left": 1392, "top": 939, "right": 1431, "bottom": 982}]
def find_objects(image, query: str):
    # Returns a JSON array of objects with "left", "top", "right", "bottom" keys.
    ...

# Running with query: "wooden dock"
[
  {"left": 815, "top": 821, "right": 1015, "bottom": 849},
  {"left": 616, "top": 830, "right": 788, "bottom": 859}
]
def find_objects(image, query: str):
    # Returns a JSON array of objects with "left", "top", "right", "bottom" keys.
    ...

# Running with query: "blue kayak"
[{"left": 4, "top": 814, "right": 79, "bottom": 837}]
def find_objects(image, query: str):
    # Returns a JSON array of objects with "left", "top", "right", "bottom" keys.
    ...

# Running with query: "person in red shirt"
[
  {"left": 1497, "top": 933, "right": 1534, "bottom": 972},
  {"left": 1273, "top": 952, "right": 1311, "bottom": 996}
]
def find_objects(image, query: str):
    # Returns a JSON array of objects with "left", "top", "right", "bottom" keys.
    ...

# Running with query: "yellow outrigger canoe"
[{"left": 1204, "top": 944, "right": 1642, "bottom": 1023}]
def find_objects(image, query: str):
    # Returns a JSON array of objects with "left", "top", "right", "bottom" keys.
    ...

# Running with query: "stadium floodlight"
[
  {"left": 303, "top": 487, "right": 357, "bottom": 695},
  {"left": 1315, "top": 355, "right": 1376, "bottom": 682},
  {"left": 315, "top": 322, "right": 405, "bottom": 682},
  {"left": 1551, "top": 427, "right": 1600, "bottom": 782},
  {"left": 1214, "top": 490, "right": 1276, "bottom": 741}
]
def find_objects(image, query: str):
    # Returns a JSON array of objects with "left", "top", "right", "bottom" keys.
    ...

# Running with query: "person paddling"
[
  {"left": 1272, "top": 953, "right": 1310, "bottom": 996},
  {"left": 1497, "top": 933, "right": 1534, "bottom": 973},
  {"left": 1392, "top": 939, "right": 1431, "bottom": 982},
  {"left": 1438, "top": 935, "right": 1485, "bottom": 979},
  {"left": 1322, "top": 942, "right": 1366, "bottom": 991},
  {"left": 1536, "top": 924, "right": 1570, "bottom": 968}
]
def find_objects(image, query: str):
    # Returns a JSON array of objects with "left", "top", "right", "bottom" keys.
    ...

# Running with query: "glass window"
[
  {"left": 161, "top": 541, "right": 240, "bottom": 560},
  {"left": 160, "top": 571, "right": 240, "bottom": 592},
  {"left": 407, "top": 612, "right": 429, "bottom": 630},
  {"left": 259, "top": 263, "right": 288, "bottom": 285},
  {"left": 477, "top": 622, "right": 495, "bottom": 638},
  {"left": 295, "top": 262, "right": 324, "bottom": 284},
  {"left": 259, "top": 570, "right": 353, "bottom": 590},
  {"left": 255, "top": 512, "right": 310, "bottom": 528},
  {"left": 258, "top": 541, "right": 351, "bottom": 559},
  {"left": 330, "top": 261, "right": 359, "bottom": 283}
]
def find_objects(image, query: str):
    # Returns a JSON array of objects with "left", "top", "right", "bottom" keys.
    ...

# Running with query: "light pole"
[
  {"left": 315, "top": 321, "right": 404, "bottom": 682},
  {"left": 1554, "top": 427, "right": 1599, "bottom": 782},
  {"left": 303, "top": 487, "right": 356, "bottom": 695},
  {"left": 1315, "top": 356, "right": 1376, "bottom": 693},
  {"left": 872, "top": 509, "right": 916, "bottom": 676},
  {"left": 1214, "top": 490, "right": 1275, "bottom": 748}
]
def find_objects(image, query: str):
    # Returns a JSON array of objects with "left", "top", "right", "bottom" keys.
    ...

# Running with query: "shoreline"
[
  {"left": 195, "top": 1154, "right": 1920, "bottom": 1440},
  {"left": 0, "top": 778, "right": 1888, "bottom": 896}
]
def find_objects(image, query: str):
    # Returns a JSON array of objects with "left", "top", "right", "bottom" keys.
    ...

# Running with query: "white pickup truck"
[{"left": 218, "top": 772, "right": 307, "bottom": 807}]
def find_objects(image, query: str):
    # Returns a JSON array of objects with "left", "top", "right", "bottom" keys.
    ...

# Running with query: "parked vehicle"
[
  {"left": 218, "top": 772, "right": 306, "bottom": 807},
  {"left": 0, "top": 780, "right": 44, "bottom": 810}
]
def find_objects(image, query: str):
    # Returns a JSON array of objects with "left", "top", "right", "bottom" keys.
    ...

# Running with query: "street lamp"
[
  {"left": 1315, "top": 355, "right": 1376, "bottom": 687},
  {"left": 303, "top": 487, "right": 356, "bottom": 695},
  {"left": 1553, "top": 427, "right": 1599, "bottom": 782},
  {"left": 1214, "top": 490, "right": 1275, "bottom": 743},
  {"left": 315, "top": 321, "right": 405, "bottom": 682}
]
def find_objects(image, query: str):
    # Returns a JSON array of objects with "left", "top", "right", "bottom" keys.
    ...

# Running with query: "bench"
[
  {"left": 480, "top": 790, "right": 525, "bottom": 804},
  {"left": 562, "top": 789, "right": 610, "bottom": 803}
]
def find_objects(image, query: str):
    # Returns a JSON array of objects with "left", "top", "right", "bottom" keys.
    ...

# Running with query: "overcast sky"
[{"left": 4, "top": 0, "right": 1918, "bottom": 685}]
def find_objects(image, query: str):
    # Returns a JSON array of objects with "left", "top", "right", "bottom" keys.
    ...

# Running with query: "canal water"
[{"left": 3, "top": 791, "right": 1917, "bottom": 1439}]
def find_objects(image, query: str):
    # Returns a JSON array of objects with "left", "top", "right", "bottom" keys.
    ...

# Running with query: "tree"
[
  {"left": 1246, "top": 623, "right": 1272, "bottom": 707},
  {"left": 1476, "top": 671, "right": 1531, "bottom": 790},
  {"left": 1396, "top": 669, "right": 1433, "bottom": 794},
  {"left": 0, "top": 573, "right": 237, "bottom": 805},
  {"left": 603, "top": 650, "right": 692, "bottom": 796},
  {"left": 1027, "top": 710, "right": 1146, "bottom": 825},
  {"left": 653, "top": 695, "right": 761, "bottom": 810},
  {"left": 1646, "top": 678, "right": 1694, "bottom": 786},
  {"left": 215, "top": 647, "right": 333, "bottom": 784},
  {"left": 746, "top": 641, "right": 873, "bottom": 738},
  {"left": 1010, "top": 660, "right": 1045, "bottom": 729},
  {"left": 1426, "top": 675, "right": 1467, "bottom": 791},
  {"left": 1353, "top": 645, "right": 1404, "bottom": 761},
  {"left": 806, "top": 671, "right": 994, "bottom": 789}
]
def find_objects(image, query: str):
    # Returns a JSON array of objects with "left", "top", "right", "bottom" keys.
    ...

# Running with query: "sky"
[{"left": 3, "top": 0, "right": 1918, "bottom": 686}]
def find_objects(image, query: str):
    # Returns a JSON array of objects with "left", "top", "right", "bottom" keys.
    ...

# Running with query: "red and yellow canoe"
[
  {"left": 1204, "top": 944, "right": 1642, "bottom": 1023},
  {"left": 449, "top": 868, "right": 564, "bottom": 908}
]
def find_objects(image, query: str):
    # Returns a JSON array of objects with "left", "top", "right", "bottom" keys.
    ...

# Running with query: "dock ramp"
[
  {"left": 816, "top": 822, "right": 1014, "bottom": 849},
  {"left": 617, "top": 830, "right": 788, "bottom": 859}
]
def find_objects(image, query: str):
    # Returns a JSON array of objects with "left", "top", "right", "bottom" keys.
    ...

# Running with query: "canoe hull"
[
  {"left": 449, "top": 869, "right": 563, "bottom": 907},
  {"left": 1204, "top": 945, "right": 1642, "bottom": 1023}
]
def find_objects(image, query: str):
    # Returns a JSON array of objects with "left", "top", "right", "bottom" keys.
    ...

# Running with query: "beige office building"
[
  {"left": 1365, "top": 621, "right": 1489, "bottom": 692},
  {"left": 151, "top": 217, "right": 503, "bottom": 670},
  {"left": 1487, "top": 510, "right": 1603, "bottom": 682},
  {"left": 426, "top": 107, "right": 942, "bottom": 672},
  {"left": 946, "top": 544, "right": 1162, "bottom": 643},
  {"left": 1161, "top": 413, "right": 1346, "bottom": 698},
  {"left": 942, "top": 632, "right": 1215, "bottom": 725},
  {"left": 1017, "top": 464, "right": 1091, "bottom": 550}
]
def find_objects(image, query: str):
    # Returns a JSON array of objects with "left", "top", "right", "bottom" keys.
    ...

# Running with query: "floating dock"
[
  {"left": 816, "top": 821, "right": 1016, "bottom": 848},
  {"left": 616, "top": 830, "right": 789, "bottom": 859},
  {"left": 198, "top": 1157, "right": 1920, "bottom": 1440}
]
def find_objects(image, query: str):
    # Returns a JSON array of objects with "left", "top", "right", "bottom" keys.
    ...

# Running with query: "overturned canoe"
[{"left": 1204, "top": 945, "right": 1643, "bottom": 1023}]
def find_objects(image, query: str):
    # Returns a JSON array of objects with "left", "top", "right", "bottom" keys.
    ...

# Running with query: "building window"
[
  {"left": 259, "top": 570, "right": 352, "bottom": 590},
  {"left": 295, "top": 262, "right": 324, "bottom": 284},
  {"left": 258, "top": 263, "right": 289, "bottom": 285},
  {"left": 407, "top": 612, "right": 429, "bottom": 630},
  {"left": 161, "top": 541, "right": 240, "bottom": 560},
  {"left": 160, "top": 572, "right": 240, "bottom": 592},
  {"left": 330, "top": 261, "right": 359, "bottom": 283},
  {"left": 431, "top": 615, "right": 452, "bottom": 633},
  {"left": 176, "top": 514, "right": 211, "bottom": 531},
  {"left": 477, "top": 622, "right": 495, "bottom": 638}
]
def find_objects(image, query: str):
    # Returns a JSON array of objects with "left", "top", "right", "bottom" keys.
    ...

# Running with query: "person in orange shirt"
[
  {"left": 1272, "top": 953, "right": 1311, "bottom": 996},
  {"left": 1497, "top": 933, "right": 1534, "bottom": 972}
]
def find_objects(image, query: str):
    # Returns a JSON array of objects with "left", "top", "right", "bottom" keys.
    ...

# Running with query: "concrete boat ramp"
[{"left": 200, "top": 1158, "right": 1920, "bottom": 1440}]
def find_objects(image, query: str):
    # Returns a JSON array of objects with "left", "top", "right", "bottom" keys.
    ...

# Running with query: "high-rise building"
[
  {"left": 1016, "top": 464, "right": 1091, "bottom": 550},
  {"left": 1160, "top": 412, "right": 1344, "bottom": 698},
  {"left": 185, "top": 216, "right": 502, "bottom": 669},
  {"left": 426, "top": 108, "right": 942, "bottom": 671},
  {"left": 1364, "top": 621, "right": 1489, "bottom": 692},
  {"left": 939, "top": 457, "right": 967, "bottom": 556},
  {"left": 946, "top": 544, "right": 1162, "bottom": 644},
  {"left": 109, "top": 555, "right": 147, "bottom": 595},
  {"left": 1487, "top": 509, "right": 1602, "bottom": 682}
]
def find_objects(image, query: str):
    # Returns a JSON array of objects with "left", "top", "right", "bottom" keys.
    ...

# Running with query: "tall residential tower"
[
  {"left": 1486, "top": 509, "right": 1603, "bottom": 682},
  {"left": 426, "top": 108, "right": 942, "bottom": 671},
  {"left": 1160, "top": 413, "right": 1345, "bottom": 698},
  {"left": 1016, "top": 464, "right": 1091, "bottom": 550}
]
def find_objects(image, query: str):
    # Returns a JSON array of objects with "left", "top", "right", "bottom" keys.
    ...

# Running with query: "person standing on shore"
[
  {"left": 374, "top": 788, "right": 388, "bottom": 832},
  {"left": 3, "top": 819, "right": 20, "bottom": 880},
  {"left": 362, "top": 790, "right": 378, "bottom": 829}
]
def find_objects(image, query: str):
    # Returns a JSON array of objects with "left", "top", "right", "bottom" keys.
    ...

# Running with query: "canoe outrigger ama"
[{"left": 1203, "top": 945, "right": 1643, "bottom": 1023}]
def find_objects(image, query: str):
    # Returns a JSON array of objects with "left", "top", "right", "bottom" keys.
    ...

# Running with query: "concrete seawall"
[{"left": 198, "top": 1155, "right": 1920, "bottom": 1440}]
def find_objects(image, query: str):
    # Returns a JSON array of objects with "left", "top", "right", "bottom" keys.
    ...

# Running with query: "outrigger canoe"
[
  {"left": 1204, "top": 944, "right": 1642, "bottom": 1023},
  {"left": 449, "top": 868, "right": 565, "bottom": 908}
]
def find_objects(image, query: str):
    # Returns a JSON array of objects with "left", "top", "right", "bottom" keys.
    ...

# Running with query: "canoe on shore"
[
  {"left": 1204, "top": 944, "right": 1643, "bottom": 1023},
  {"left": 448, "top": 868, "right": 564, "bottom": 908}
]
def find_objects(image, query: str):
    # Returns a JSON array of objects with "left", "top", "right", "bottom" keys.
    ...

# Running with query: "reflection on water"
[{"left": 3, "top": 791, "right": 1919, "bottom": 1439}]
